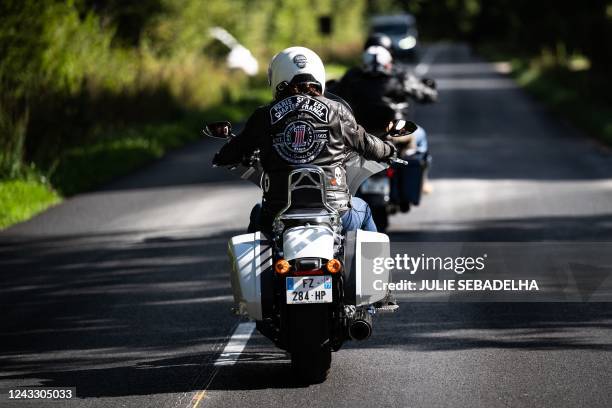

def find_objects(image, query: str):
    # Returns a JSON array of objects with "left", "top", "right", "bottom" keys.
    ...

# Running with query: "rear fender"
[{"left": 283, "top": 226, "right": 335, "bottom": 261}]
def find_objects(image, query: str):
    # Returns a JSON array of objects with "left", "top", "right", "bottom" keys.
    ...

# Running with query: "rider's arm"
[
  {"left": 338, "top": 103, "right": 395, "bottom": 161},
  {"left": 212, "top": 108, "right": 267, "bottom": 166},
  {"left": 397, "top": 71, "right": 437, "bottom": 103}
]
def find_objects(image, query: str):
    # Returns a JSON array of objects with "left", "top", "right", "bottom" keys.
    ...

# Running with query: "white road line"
[
  {"left": 213, "top": 321, "right": 256, "bottom": 366},
  {"left": 181, "top": 321, "right": 256, "bottom": 408}
]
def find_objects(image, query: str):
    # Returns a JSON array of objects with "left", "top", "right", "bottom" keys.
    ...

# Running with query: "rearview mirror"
[
  {"left": 203, "top": 121, "right": 233, "bottom": 139},
  {"left": 386, "top": 120, "right": 418, "bottom": 137}
]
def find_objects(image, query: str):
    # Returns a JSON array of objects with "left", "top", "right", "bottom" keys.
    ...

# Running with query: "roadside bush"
[
  {"left": 0, "top": 0, "right": 367, "bottom": 229},
  {"left": 1, "top": 0, "right": 366, "bottom": 181}
]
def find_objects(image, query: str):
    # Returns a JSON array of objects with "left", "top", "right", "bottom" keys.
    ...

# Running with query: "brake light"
[
  {"left": 275, "top": 259, "right": 291, "bottom": 275},
  {"left": 386, "top": 168, "right": 395, "bottom": 178},
  {"left": 326, "top": 259, "right": 343, "bottom": 274}
]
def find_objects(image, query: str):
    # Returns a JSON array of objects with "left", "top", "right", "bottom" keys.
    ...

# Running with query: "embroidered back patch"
[
  {"left": 272, "top": 120, "right": 329, "bottom": 164},
  {"left": 269, "top": 95, "right": 329, "bottom": 125}
]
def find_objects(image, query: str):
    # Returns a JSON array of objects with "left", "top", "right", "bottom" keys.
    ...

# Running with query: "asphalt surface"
[{"left": 1, "top": 43, "right": 611, "bottom": 408}]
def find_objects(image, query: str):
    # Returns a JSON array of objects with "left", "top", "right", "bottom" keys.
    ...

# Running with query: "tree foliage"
[
  {"left": 375, "top": 0, "right": 612, "bottom": 73},
  {"left": 0, "top": 0, "right": 366, "bottom": 177}
]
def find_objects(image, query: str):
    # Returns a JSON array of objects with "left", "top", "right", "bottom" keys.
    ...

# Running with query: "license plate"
[
  {"left": 286, "top": 276, "right": 333, "bottom": 304},
  {"left": 360, "top": 178, "right": 390, "bottom": 195}
]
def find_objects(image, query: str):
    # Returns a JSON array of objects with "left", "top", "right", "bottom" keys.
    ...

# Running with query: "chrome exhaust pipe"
[{"left": 349, "top": 309, "right": 373, "bottom": 341}]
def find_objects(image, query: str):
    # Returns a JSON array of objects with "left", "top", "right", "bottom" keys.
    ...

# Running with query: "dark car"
[{"left": 369, "top": 14, "right": 419, "bottom": 61}]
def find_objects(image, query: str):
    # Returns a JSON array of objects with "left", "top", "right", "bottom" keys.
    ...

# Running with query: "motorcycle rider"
[
  {"left": 212, "top": 46, "right": 398, "bottom": 234},
  {"left": 363, "top": 33, "right": 437, "bottom": 106},
  {"left": 332, "top": 37, "right": 436, "bottom": 201},
  {"left": 333, "top": 32, "right": 436, "bottom": 147},
  {"left": 333, "top": 45, "right": 404, "bottom": 133},
  {"left": 333, "top": 43, "right": 435, "bottom": 135}
]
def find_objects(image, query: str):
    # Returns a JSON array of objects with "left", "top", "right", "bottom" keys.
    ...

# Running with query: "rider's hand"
[{"left": 384, "top": 140, "right": 398, "bottom": 162}]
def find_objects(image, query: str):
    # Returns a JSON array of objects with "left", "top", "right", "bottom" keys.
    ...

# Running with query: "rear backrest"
[{"left": 287, "top": 168, "right": 326, "bottom": 209}]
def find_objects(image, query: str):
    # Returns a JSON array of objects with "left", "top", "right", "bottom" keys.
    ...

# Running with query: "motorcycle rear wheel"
[
  {"left": 291, "top": 345, "right": 331, "bottom": 384},
  {"left": 371, "top": 206, "right": 389, "bottom": 232}
]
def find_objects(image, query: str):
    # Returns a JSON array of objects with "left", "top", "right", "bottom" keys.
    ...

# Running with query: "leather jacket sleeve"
[
  {"left": 399, "top": 71, "right": 438, "bottom": 103},
  {"left": 212, "top": 107, "right": 267, "bottom": 166},
  {"left": 337, "top": 102, "right": 395, "bottom": 161}
]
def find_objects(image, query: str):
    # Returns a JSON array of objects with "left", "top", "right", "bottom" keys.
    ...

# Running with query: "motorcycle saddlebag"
[
  {"left": 227, "top": 232, "right": 272, "bottom": 320},
  {"left": 392, "top": 152, "right": 429, "bottom": 206},
  {"left": 343, "top": 229, "right": 391, "bottom": 306}
]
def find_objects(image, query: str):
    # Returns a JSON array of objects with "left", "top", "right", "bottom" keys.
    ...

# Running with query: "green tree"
[{"left": 0, "top": 0, "right": 113, "bottom": 176}]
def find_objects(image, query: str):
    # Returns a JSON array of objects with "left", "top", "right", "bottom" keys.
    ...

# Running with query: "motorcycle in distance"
[
  {"left": 357, "top": 98, "right": 431, "bottom": 233},
  {"left": 203, "top": 119, "right": 417, "bottom": 383}
]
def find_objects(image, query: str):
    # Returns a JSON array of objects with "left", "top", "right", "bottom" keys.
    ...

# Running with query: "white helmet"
[
  {"left": 362, "top": 45, "right": 393, "bottom": 74},
  {"left": 268, "top": 46, "right": 326, "bottom": 96}
]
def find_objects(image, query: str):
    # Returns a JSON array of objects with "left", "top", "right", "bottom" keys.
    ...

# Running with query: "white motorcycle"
[{"left": 204, "top": 120, "right": 416, "bottom": 383}]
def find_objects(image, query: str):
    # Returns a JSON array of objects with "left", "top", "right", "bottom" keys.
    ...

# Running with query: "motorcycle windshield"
[{"left": 344, "top": 151, "right": 388, "bottom": 195}]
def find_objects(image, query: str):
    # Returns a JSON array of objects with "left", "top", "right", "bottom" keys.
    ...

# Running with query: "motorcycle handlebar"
[{"left": 389, "top": 157, "right": 409, "bottom": 166}]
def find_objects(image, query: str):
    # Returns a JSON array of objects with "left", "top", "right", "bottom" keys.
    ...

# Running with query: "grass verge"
[
  {"left": 480, "top": 45, "right": 612, "bottom": 146},
  {"left": 0, "top": 179, "right": 61, "bottom": 229},
  {"left": 0, "top": 86, "right": 271, "bottom": 229},
  {"left": 511, "top": 61, "right": 612, "bottom": 146}
]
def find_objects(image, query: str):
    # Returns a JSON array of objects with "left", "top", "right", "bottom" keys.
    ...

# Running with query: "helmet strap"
[
  {"left": 276, "top": 81, "right": 289, "bottom": 92},
  {"left": 274, "top": 81, "right": 289, "bottom": 99}
]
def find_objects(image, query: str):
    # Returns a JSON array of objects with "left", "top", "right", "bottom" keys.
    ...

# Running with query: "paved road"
[{"left": 1, "top": 43, "right": 611, "bottom": 408}]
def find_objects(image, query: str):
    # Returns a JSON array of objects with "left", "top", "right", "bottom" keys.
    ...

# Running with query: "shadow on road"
[
  {"left": 365, "top": 302, "right": 612, "bottom": 352},
  {"left": 0, "top": 229, "right": 245, "bottom": 397},
  {"left": 389, "top": 213, "right": 612, "bottom": 241},
  {"left": 98, "top": 138, "right": 240, "bottom": 192},
  {"left": 2, "top": 223, "right": 611, "bottom": 395},
  {"left": 204, "top": 302, "right": 612, "bottom": 392}
]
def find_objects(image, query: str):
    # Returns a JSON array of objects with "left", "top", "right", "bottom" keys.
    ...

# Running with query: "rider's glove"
[
  {"left": 384, "top": 140, "right": 398, "bottom": 162},
  {"left": 421, "top": 78, "right": 438, "bottom": 103}
]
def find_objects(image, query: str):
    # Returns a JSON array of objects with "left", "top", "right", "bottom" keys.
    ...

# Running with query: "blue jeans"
[
  {"left": 247, "top": 196, "right": 377, "bottom": 234},
  {"left": 413, "top": 125, "right": 428, "bottom": 154},
  {"left": 340, "top": 196, "right": 377, "bottom": 233}
]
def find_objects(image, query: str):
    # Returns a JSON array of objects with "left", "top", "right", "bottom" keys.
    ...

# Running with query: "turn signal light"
[
  {"left": 275, "top": 259, "right": 291, "bottom": 275},
  {"left": 326, "top": 259, "right": 342, "bottom": 274}
]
